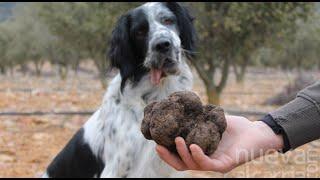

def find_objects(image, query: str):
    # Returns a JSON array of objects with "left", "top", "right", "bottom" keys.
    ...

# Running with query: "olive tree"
[{"left": 189, "top": 2, "right": 313, "bottom": 104}]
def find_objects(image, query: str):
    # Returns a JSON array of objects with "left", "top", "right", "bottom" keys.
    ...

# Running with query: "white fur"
[{"left": 82, "top": 58, "right": 193, "bottom": 178}]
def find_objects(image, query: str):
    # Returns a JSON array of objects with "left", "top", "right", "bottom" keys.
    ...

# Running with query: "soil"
[{"left": 0, "top": 63, "right": 319, "bottom": 177}]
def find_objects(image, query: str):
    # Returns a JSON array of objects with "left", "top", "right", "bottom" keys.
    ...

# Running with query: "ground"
[{"left": 0, "top": 62, "right": 319, "bottom": 178}]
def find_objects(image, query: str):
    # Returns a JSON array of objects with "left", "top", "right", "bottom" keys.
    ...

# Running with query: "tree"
[
  {"left": 0, "top": 20, "right": 21, "bottom": 75},
  {"left": 254, "top": 9, "right": 320, "bottom": 72},
  {"left": 0, "top": 3, "right": 53, "bottom": 76},
  {"left": 277, "top": 14, "right": 320, "bottom": 72},
  {"left": 0, "top": 23, "right": 10, "bottom": 74},
  {"left": 0, "top": 2, "right": 316, "bottom": 100},
  {"left": 36, "top": 2, "right": 141, "bottom": 88},
  {"left": 189, "top": 2, "right": 313, "bottom": 104}
]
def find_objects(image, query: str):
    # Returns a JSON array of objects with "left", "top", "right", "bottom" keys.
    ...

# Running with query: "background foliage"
[{"left": 0, "top": 2, "right": 318, "bottom": 104}]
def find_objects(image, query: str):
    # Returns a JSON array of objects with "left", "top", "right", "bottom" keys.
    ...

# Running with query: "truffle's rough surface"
[{"left": 141, "top": 91, "right": 227, "bottom": 155}]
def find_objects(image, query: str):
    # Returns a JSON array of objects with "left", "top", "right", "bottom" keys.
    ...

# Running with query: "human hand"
[{"left": 156, "top": 115, "right": 284, "bottom": 173}]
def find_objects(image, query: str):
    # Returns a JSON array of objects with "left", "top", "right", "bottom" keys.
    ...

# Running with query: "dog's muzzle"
[
  {"left": 150, "top": 38, "right": 174, "bottom": 68},
  {"left": 147, "top": 38, "right": 179, "bottom": 85}
]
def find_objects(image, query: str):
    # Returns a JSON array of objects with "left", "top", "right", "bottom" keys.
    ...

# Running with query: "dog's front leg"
[{"left": 43, "top": 109, "right": 105, "bottom": 178}]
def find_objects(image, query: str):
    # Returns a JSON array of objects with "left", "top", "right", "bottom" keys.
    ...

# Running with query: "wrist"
[{"left": 254, "top": 121, "right": 284, "bottom": 152}]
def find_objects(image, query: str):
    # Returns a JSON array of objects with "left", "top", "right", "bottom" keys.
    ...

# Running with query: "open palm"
[{"left": 156, "top": 115, "right": 284, "bottom": 173}]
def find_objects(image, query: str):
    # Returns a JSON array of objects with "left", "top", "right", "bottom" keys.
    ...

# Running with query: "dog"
[{"left": 42, "top": 2, "right": 197, "bottom": 178}]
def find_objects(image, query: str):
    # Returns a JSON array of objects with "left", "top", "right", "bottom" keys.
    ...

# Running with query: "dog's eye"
[{"left": 163, "top": 18, "right": 174, "bottom": 25}]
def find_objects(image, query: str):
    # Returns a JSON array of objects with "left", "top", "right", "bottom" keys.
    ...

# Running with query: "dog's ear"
[
  {"left": 165, "top": 2, "right": 197, "bottom": 59},
  {"left": 108, "top": 14, "right": 136, "bottom": 91}
]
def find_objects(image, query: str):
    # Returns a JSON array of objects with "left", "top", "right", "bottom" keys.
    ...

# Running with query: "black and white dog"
[{"left": 43, "top": 2, "right": 197, "bottom": 178}]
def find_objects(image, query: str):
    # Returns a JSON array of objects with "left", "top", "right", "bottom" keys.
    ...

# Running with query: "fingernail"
[
  {"left": 190, "top": 144, "right": 198, "bottom": 151},
  {"left": 175, "top": 137, "right": 182, "bottom": 143}
]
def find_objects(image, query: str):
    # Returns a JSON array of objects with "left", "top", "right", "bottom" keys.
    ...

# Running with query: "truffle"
[{"left": 141, "top": 91, "right": 227, "bottom": 155}]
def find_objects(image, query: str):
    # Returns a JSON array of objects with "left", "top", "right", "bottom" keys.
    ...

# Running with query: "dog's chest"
[
  {"left": 100, "top": 72, "right": 193, "bottom": 177},
  {"left": 102, "top": 100, "right": 148, "bottom": 177}
]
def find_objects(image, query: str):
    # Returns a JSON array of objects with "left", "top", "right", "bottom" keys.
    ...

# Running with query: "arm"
[
  {"left": 156, "top": 81, "right": 320, "bottom": 173},
  {"left": 269, "top": 80, "right": 320, "bottom": 151}
]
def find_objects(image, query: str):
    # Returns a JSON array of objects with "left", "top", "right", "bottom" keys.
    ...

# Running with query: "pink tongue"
[{"left": 150, "top": 68, "right": 163, "bottom": 85}]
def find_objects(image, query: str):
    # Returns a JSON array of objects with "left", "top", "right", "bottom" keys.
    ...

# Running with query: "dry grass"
[{"left": 0, "top": 63, "right": 319, "bottom": 177}]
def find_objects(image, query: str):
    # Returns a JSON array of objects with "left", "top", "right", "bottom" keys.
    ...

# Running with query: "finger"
[
  {"left": 175, "top": 137, "right": 199, "bottom": 170},
  {"left": 189, "top": 144, "right": 216, "bottom": 171},
  {"left": 191, "top": 145, "right": 234, "bottom": 173},
  {"left": 156, "top": 145, "right": 187, "bottom": 171}
]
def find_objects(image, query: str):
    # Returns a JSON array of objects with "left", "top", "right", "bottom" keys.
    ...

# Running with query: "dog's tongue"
[{"left": 150, "top": 68, "right": 163, "bottom": 85}]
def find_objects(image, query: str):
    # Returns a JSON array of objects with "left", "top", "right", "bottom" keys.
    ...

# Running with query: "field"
[{"left": 0, "top": 62, "right": 319, "bottom": 178}]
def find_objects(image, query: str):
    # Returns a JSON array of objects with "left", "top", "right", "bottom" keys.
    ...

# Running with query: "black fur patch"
[
  {"left": 46, "top": 128, "right": 105, "bottom": 178},
  {"left": 164, "top": 2, "right": 197, "bottom": 59},
  {"left": 108, "top": 8, "right": 149, "bottom": 92}
]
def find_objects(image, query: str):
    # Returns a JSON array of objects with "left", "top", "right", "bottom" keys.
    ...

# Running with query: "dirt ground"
[{"left": 0, "top": 62, "right": 319, "bottom": 178}]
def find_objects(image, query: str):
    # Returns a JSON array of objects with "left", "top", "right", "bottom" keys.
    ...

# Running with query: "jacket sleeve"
[{"left": 270, "top": 80, "right": 320, "bottom": 150}]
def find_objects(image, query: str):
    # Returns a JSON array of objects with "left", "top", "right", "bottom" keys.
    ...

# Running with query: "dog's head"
[{"left": 108, "top": 2, "right": 196, "bottom": 90}]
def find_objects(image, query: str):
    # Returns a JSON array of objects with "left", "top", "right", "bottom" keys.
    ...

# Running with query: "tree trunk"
[
  {"left": 97, "top": 63, "right": 108, "bottom": 89},
  {"left": 206, "top": 86, "right": 221, "bottom": 105},
  {"left": 233, "top": 55, "right": 248, "bottom": 84},
  {"left": 34, "top": 62, "right": 41, "bottom": 77},
  {"left": 99, "top": 71, "right": 107, "bottom": 89},
  {"left": 216, "top": 56, "right": 230, "bottom": 93},
  {"left": 74, "top": 63, "right": 79, "bottom": 75},
  {"left": 20, "top": 64, "right": 28, "bottom": 75},
  {"left": 72, "top": 59, "right": 80, "bottom": 75},
  {"left": 59, "top": 65, "right": 68, "bottom": 80},
  {"left": 92, "top": 57, "right": 108, "bottom": 89},
  {"left": 0, "top": 65, "right": 5, "bottom": 75},
  {"left": 236, "top": 64, "right": 247, "bottom": 83},
  {"left": 9, "top": 67, "right": 14, "bottom": 76},
  {"left": 233, "top": 63, "right": 241, "bottom": 83}
]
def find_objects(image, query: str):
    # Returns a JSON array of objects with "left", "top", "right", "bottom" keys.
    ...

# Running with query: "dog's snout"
[{"left": 153, "top": 40, "right": 171, "bottom": 53}]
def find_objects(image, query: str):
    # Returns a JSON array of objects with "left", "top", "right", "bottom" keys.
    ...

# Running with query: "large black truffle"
[{"left": 141, "top": 91, "right": 227, "bottom": 155}]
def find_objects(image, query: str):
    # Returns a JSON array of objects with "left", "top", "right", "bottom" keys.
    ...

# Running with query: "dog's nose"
[{"left": 153, "top": 40, "right": 171, "bottom": 53}]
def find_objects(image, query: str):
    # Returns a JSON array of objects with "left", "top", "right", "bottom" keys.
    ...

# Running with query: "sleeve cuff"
[
  {"left": 260, "top": 114, "right": 291, "bottom": 153},
  {"left": 270, "top": 97, "right": 320, "bottom": 150}
]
